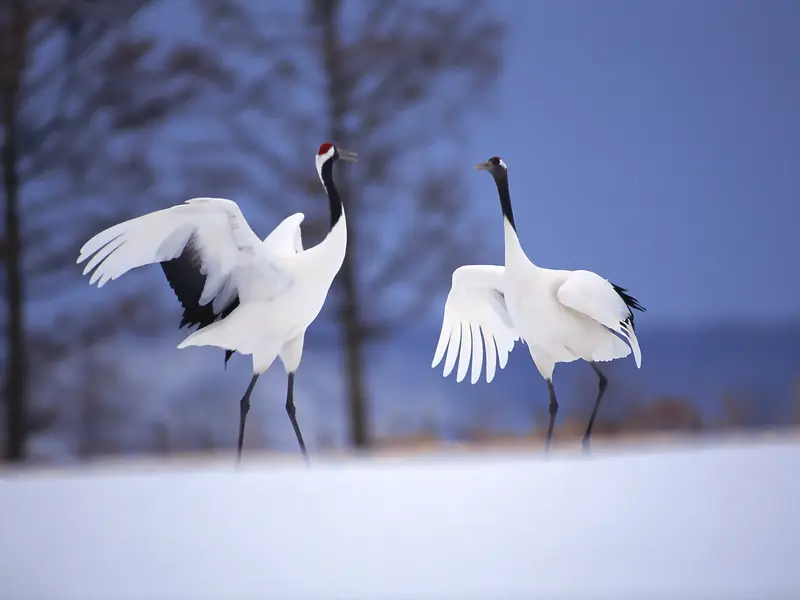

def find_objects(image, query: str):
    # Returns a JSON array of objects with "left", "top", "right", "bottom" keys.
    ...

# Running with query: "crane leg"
[
  {"left": 545, "top": 379, "right": 559, "bottom": 452},
  {"left": 236, "top": 374, "right": 260, "bottom": 466},
  {"left": 582, "top": 362, "right": 608, "bottom": 452},
  {"left": 285, "top": 373, "right": 309, "bottom": 464}
]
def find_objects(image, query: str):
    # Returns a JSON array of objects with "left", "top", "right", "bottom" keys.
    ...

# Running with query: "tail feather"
[
  {"left": 178, "top": 306, "right": 283, "bottom": 374},
  {"left": 611, "top": 282, "right": 646, "bottom": 325},
  {"left": 609, "top": 282, "right": 644, "bottom": 368},
  {"left": 177, "top": 303, "right": 280, "bottom": 356},
  {"left": 591, "top": 330, "right": 632, "bottom": 364},
  {"left": 619, "top": 318, "right": 642, "bottom": 368},
  {"left": 178, "top": 315, "right": 252, "bottom": 353}
]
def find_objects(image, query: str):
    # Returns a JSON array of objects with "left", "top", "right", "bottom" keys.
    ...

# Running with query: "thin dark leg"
[
  {"left": 545, "top": 379, "right": 559, "bottom": 452},
  {"left": 582, "top": 362, "right": 608, "bottom": 452},
  {"left": 285, "top": 373, "right": 308, "bottom": 464},
  {"left": 237, "top": 374, "right": 260, "bottom": 466}
]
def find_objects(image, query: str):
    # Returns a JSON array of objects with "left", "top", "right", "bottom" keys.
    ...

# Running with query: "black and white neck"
[
  {"left": 315, "top": 143, "right": 344, "bottom": 231},
  {"left": 491, "top": 166, "right": 516, "bottom": 232},
  {"left": 478, "top": 156, "right": 530, "bottom": 267}
]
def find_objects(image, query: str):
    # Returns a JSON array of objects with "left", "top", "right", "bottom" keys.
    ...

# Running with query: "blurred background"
[{"left": 1, "top": 0, "right": 799, "bottom": 466}]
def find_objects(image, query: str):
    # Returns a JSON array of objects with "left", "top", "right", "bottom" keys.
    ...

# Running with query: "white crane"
[
  {"left": 432, "top": 156, "right": 644, "bottom": 451},
  {"left": 77, "top": 142, "right": 357, "bottom": 463}
]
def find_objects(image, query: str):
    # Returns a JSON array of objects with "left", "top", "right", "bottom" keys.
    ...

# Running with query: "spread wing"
[
  {"left": 77, "top": 197, "right": 266, "bottom": 330},
  {"left": 432, "top": 265, "right": 520, "bottom": 384},
  {"left": 556, "top": 269, "right": 644, "bottom": 368}
]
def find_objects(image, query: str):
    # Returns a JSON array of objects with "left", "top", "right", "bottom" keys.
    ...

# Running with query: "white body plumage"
[{"left": 433, "top": 221, "right": 641, "bottom": 386}]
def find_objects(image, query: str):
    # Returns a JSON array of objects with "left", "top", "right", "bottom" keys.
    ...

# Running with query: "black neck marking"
[
  {"left": 320, "top": 158, "right": 343, "bottom": 230},
  {"left": 494, "top": 172, "right": 516, "bottom": 231}
]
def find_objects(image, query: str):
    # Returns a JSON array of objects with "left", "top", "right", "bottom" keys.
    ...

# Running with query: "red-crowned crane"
[
  {"left": 433, "top": 156, "right": 644, "bottom": 452},
  {"left": 78, "top": 143, "right": 357, "bottom": 464}
]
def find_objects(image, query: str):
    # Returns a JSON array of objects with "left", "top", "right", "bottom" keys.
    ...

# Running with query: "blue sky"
[
  {"left": 33, "top": 0, "right": 800, "bottom": 335},
  {"left": 113, "top": 0, "right": 800, "bottom": 329},
  {"left": 465, "top": 0, "right": 800, "bottom": 326}
]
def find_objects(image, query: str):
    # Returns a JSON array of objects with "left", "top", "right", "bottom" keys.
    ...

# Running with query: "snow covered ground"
[{"left": 1, "top": 437, "right": 799, "bottom": 600}]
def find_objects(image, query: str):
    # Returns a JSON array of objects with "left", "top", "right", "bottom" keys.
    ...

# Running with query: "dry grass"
[{"left": 5, "top": 426, "right": 800, "bottom": 478}]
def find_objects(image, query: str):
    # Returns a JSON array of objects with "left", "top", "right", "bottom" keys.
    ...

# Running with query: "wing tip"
[{"left": 611, "top": 282, "right": 646, "bottom": 315}]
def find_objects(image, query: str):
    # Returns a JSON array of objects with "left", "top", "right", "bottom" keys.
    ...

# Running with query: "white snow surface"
[{"left": 1, "top": 439, "right": 799, "bottom": 600}]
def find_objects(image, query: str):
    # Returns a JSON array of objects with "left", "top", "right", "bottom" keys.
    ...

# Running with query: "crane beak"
[
  {"left": 474, "top": 161, "right": 491, "bottom": 171},
  {"left": 338, "top": 149, "right": 358, "bottom": 162}
]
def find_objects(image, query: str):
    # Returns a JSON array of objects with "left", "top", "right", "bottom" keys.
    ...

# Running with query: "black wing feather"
[
  {"left": 610, "top": 282, "right": 645, "bottom": 327},
  {"left": 159, "top": 234, "right": 240, "bottom": 367}
]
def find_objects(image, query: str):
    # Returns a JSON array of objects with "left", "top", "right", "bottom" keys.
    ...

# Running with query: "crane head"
[
  {"left": 315, "top": 142, "right": 358, "bottom": 185},
  {"left": 317, "top": 142, "right": 358, "bottom": 165},
  {"left": 475, "top": 156, "right": 508, "bottom": 174}
]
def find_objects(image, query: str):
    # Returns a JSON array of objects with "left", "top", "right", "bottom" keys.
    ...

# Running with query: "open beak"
[
  {"left": 338, "top": 149, "right": 358, "bottom": 162},
  {"left": 474, "top": 161, "right": 491, "bottom": 171}
]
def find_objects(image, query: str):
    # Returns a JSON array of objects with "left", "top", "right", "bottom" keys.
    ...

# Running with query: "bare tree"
[
  {"left": 1, "top": 0, "right": 28, "bottom": 461},
  {"left": 183, "top": 0, "right": 504, "bottom": 449},
  {"left": 0, "top": 0, "right": 231, "bottom": 461}
]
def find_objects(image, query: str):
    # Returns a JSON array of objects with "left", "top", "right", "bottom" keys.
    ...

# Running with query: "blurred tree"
[
  {"left": 0, "top": 0, "right": 231, "bottom": 461},
  {"left": 1, "top": 0, "right": 28, "bottom": 462},
  {"left": 623, "top": 395, "right": 703, "bottom": 433},
  {"left": 187, "top": 0, "right": 504, "bottom": 449},
  {"left": 74, "top": 350, "right": 127, "bottom": 459},
  {"left": 721, "top": 392, "right": 743, "bottom": 429},
  {"left": 794, "top": 378, "right": 800, "bottom": 425},
  {"left": 719, "top": 387, "right": 772, "bottom": 430}
]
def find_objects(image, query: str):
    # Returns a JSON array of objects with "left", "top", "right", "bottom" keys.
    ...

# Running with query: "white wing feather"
[
  {"left": 262, "top": 212, "right": 305, "bottom": 255},
  {"left": 77, "top": 198, "right": 263, "bottom": 311},
  {"left": 432, "top": 265, "right": 519, "bottom": 384},
  {"left": 556, "top": 270, "right": 642, "bottom": 368}
]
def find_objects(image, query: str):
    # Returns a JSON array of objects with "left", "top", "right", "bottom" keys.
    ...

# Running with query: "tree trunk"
[
  {"left": 339, "top": 254, "right": 371, "bottom": 448},
  {"left": 317, "top": 0, "right": 371, "bottom": 448},
  {"left": 1, "top": 0, "right": 28, "bottom": 461}
]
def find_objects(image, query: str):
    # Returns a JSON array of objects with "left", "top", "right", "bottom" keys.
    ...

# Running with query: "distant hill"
[{"left": 376, "top": 319, "right": 800, "bottom": 437}]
